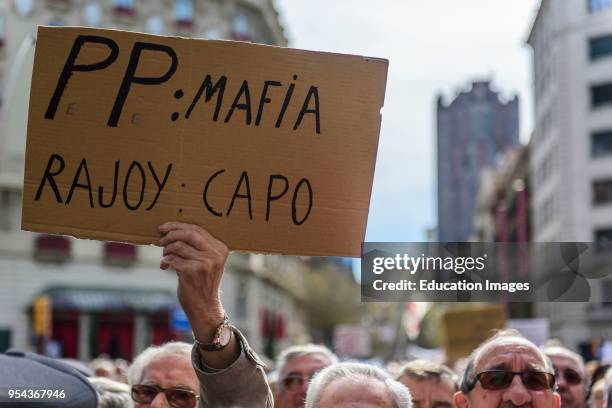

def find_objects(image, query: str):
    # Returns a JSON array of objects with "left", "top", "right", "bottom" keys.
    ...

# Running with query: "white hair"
[
  {"left": 89, "top": 377, "right": 133, "bottom": 408},
  {"left": 276, "top": 343, "right": 338, "bottom": 378},
  {"left": 305, "top": 362, "right": 412, "bottom": 408},
  {"left": 541, "top": 344, "right": 586, "bottom": 376},
  {"left": 127, "top": 341, "right": 193, "bottom": 385}
]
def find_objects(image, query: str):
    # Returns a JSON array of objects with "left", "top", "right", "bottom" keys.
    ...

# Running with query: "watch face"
[
  {"left": 14, "top": 0, "right": 34, "bottom": 18},
  {"left": 219, "top": 325, "right": 232, "bottom": 347}
]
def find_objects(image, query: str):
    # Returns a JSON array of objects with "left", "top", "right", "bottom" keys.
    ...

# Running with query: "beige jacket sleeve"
[{"left": 192, "top": 327, "right": 273, "bottom": 408}]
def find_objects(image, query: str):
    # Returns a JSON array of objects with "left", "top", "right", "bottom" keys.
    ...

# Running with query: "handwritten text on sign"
[{"left": 22, "top": 27, "right": 388, "bottom": 256}]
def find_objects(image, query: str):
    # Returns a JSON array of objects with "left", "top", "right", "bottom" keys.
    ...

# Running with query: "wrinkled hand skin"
[{"left": 158, "top": 222, "right": 229, "bottom": 341}]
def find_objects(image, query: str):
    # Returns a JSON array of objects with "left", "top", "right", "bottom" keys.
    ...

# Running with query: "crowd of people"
[{"left": 3, "top": 222, "right": 612, "bottom": 408}]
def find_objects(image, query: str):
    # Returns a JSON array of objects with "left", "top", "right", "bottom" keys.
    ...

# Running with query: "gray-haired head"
[
  {"left": 127, "top": 341, "right": 192, "bottom": 385},
  {"left": 276, "top": 343, "right": 338, "bottom": 378},
  {"left": 397, "top": 359, "right": 458, "bottom": 391},
  {"left": 540, "top": 342, "right": 586, "bottom": 377},
  {"left": 89, "top": 376, "right": 133, "bottom": 408},
  {"left": 305, "top": 362, "right": 412, "bottom": 408},
  {"left": 459, "top": 329, "right": 555, "bottom": 394}
]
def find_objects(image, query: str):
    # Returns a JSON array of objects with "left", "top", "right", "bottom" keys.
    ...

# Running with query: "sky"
[{"left": 275, "top": 0, "right": 539, "bottom": 242}]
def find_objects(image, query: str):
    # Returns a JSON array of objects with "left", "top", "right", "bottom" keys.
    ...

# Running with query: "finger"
[
  {"left": 158, "top": 228, "right": 205, "bottom": 250},
  {"left": 159, "top": 222, "right": 200, "bottom": 234},
  {"left": 159, "top": 222, "right": 225, "bottom": 249},
  {"left": 163, "top": 240, "right": 199, "bottom": 259},
  {"left": 160, "top": 254, "right": 192, "bottom": 273}
]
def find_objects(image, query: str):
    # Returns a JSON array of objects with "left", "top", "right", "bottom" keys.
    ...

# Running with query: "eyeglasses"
[
  {"left": 281, "top": 373, "right": 316, "bottom": 391},
  {"left": 468, "top": 370, "right": 556, "bottom": 392},
  {"left": 131, "top": 384, "right": 199, "bottom": 408},
  {"left": 555, "top": 368, "right": 582, "bottom": 385}
]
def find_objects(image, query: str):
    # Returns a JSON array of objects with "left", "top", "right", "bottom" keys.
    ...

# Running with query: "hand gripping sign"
[{"left": 21, "top": 27, "right": 388, "bottom": 257}]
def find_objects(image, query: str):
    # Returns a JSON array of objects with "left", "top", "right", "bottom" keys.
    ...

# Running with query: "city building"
[
  {"left": 473, "top": 145, "right": 530, "bottom": 243},
  {"left": 436, "top": 80, "right": 520, "bottom": 242},
  {"left": 0, "top": 0, "right": 305, "bottom": 360},
  {"left": 527, "top": 0, "right": 612, "bottom": 351}
]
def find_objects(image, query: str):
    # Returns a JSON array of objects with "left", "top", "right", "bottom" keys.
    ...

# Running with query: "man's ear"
[
  {"left": 454, "top": 391, "right": 469, "bottom": 408},
  {"left": 552, "top": 392, "right": 561, "bottom": 408}
]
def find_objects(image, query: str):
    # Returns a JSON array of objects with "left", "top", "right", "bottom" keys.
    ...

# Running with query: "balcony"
[
  {"left": 35, "top": 234, "right": 71, "bottom": 262},
  {"left": 104, "top": 242, "right": 137, "bottom": 266}
]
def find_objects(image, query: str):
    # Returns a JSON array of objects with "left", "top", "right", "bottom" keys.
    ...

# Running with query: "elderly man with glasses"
[
  {"left": 454, "top": 329, "right": 560, "bottom": 408},
  {"left": 128, "top": 222, "right": 272, "bottom": 407},
  {"left": 275, "top": 344, "right": 338, "bottom": 407},
  {"left": 541, "top": 343, "right": 588, "bottom": 408}
]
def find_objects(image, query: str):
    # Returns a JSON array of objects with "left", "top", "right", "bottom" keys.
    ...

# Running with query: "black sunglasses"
[
  {"left": 555, "top": 368, "right": 582, "bottom": 385},
  {"left": 468, "top": 370, "right": 556, "bottom": 392},
  {"left": 131, "top": 384, "right": 199, "bottom": 408},
  {"left": 281, "top": 373, "right": 317, "bottom": 391}
]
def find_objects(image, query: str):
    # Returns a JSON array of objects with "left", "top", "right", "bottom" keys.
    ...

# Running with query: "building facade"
[
  {"left": 527, "top": 0, "right": 612, "bottom": 351},
  {"left": 473, "top": 145, "right": 530, "bottom": 243},
  {"left": 437, "top": 81, "right": 520, "bottom": 242},
  {"left": 0, "top": 0, "right": 306, "bottom": 360}
]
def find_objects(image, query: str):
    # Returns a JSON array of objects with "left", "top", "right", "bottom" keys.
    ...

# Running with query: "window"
[
  {"left": 589, "top": 0, "right": 612, "bottom": 12},
  {"left": 592, "top": 83, "right": 612, "bottom": 107},
  {"left": 145, "top": 15, "right": 165, "bottom": 35},
  {"left": 104, "top": 242, "right": 136, "bottom": 265},
  {"left": 13, "top": 0, "right": 34, "bottom": 18},
  {"left": 595, "top": 228, "right": 612, "bottom": 250},
  {"left": 593, "top": 179, "right": 612, "bottom": 205},
  {"left": 35, "top": 234, "right": 71, "bottom": 262},
  {"left": 113, "top": 0, "right": 134, "bottom": 17},
  {"left": 0, "top": 11, "right": 5, "bottom": 48},
  {"left": 233, "top": 13, "right": 250, "bottom": 38},
  {"left": 590, "top": 34, "right": 612, "bottom": 60},
  {"left": 175, "top": 0, "right": 193, "bottom": 27},
  {"left": 82, "top": 1, "right": 102, "bottom": 27},
  {"left": 0, "top": 329, "right": 11, "bottom": 353},
  {"left": 593, "top": 130, "right": 612, "bottom": 157}
]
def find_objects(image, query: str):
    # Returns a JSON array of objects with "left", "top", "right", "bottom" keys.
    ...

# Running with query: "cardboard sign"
[
  {"left": 21, "top": 27, "right": 388, "bottom": 257},
  {"left": 442, "top": 305, "right": 506, "bottom": 362}
]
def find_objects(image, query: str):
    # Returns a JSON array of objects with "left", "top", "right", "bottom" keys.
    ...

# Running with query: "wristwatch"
[{"left": 193, "top": 315, "right": 232, "bottom": 351}]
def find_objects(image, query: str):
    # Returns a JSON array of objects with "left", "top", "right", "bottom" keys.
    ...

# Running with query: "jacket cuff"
[{"left": 191, "top": 326, "right": 266, "bottom": 395}]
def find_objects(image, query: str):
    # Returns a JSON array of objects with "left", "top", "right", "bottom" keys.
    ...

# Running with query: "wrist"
[{"left": 190, "top": 307, "right": 226, "bottom": 341}]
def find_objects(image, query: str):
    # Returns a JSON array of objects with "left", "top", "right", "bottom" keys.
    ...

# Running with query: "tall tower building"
[
  {"left": 528, "top": 0, "right": 612, "bottom": 348},
  {"left": 436, "top": 81, "right": 519, "bottom": 242}
]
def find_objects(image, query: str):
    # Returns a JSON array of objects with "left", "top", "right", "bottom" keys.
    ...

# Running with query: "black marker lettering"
[
  {"left": 265, "top": 174, "right": 289, "bottom": 221},
  {"left": 108, "top": 42, "right": 178, "bottom": 127},
  {"left": 291, "top": 178, "right": 313, "bottom": 225},
  {"left": 98, "top": 160, "right": 120, "bottom": 208},
  {"left": 185, "top": 75, "right": 227, "bottom": 121},
  {"left": 256, "top": 81, "right": 281, "bottom": 126},
  {"left": 276, "top": 78, "right": 296, "bottom": 129},
  {"left": 35, "top": 153, "right": 65, "bottom": 203},
  {"left": 66, "top": 158, "right": 94, "bottom": 208},
  {"left": 294, "top": 86, "right": 320, "bottom": 134},
  {"left": 146, "top": 162, "right": 172, "bottom": 211},
  {"left": 46, "top": 35, "right": 119, "bottom": 120},
  {"left": 224, "top": 80, "right": 252, "bottom": 125},
  {"left": 203, "top": 169, "right": 225, "bottom": 217},
  {"left": 226, "top": 171, "right": 252, "bottom": 219},
  {"left": 122, "top": 161, "right": 146, "bottom": 210}
]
